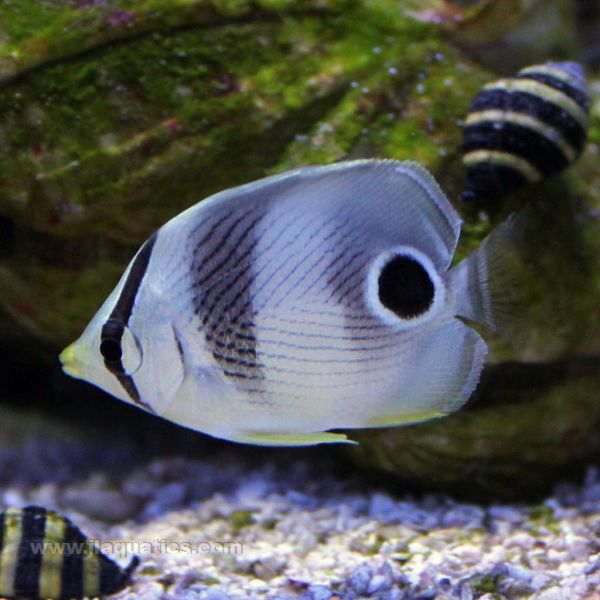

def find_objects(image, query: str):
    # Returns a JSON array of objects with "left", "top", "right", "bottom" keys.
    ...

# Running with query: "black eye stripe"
[
  {"left": 100, "top": 319, "right": 125, "bottom": 364},
  {"left": 100, "top": 338, "right": 123, "bottom": 362},
  {"left": 108, "top": 232, "right": 157, "bottom": 325},
  {"left": 102, "top": 319, "right": 125, "bottom": 341},
  {"left": 101, "top": 233, "right": 157, "bottom": 411}
]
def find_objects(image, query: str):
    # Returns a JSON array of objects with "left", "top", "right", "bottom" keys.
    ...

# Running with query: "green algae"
[
  {"left": 0, "top": 0, "right": 487, "bottom": 341},
  {"left": 260, "top": 518, "right": 278, "bottom": 530},
  {"left": 0, "top": 0, "right": 66, "bottom": 46},
  {"left": 1, "top": 2, "right": 433, "bottom": 240},
  {"left": 228, "top": 510, "right": 255, "bottom": 532},
  {"left": 527, "top": 505, "right": 561, "bottom": 536},
  {"left": 462, "top": 572, "right": 497, "bottom": 595},
  {"left": 0, "top": 0, "right": 344, "bottom": 82}
]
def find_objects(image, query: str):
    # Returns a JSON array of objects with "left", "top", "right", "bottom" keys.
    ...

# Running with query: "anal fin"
[
  {"left": 366, "top": 411, "right": 446, "bottom": 428},
  {"left": 231, "top": 430, "right": 357, "bottom": 446}
]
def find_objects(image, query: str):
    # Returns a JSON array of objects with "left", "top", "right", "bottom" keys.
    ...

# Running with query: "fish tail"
[{"left": 449, "top": 211, "right": 532, "bottom": 337}]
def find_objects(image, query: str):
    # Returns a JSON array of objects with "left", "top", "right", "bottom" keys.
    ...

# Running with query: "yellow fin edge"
[
  {"left": 365, "top": 411, "right": 446, "bottom": 428},
  {"left": 232, "top": 431, "right": 357, "bottom": 446}
]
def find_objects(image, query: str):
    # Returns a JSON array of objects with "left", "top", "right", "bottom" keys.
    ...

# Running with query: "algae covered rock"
[
  {"left": 0, "top": 0, "right": 599, "bottom": 496},
  {"left": 0, "top": 0, "right": 487, "bottom": 344}
]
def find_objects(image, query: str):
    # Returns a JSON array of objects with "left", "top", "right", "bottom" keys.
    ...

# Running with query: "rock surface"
[{"left": 0, "top": 0, "right": 486, "bottom": 344}]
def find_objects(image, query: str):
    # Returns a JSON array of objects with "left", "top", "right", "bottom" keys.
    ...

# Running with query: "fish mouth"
[{"left": 59, "top": 341, "right": 86, "bottom": 378}]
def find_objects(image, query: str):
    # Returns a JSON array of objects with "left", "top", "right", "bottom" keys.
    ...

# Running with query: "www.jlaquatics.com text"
[{"left": 28, "top": 539, "right": 244, "bottom": 558}]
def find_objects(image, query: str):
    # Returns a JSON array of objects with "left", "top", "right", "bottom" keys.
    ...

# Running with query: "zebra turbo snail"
[{"left": 461, "top": 61, "right": 590, "bottom": 203}]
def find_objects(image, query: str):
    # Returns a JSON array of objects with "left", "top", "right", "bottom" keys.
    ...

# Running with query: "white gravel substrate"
[{"left": 2, "top": 448, "right": 600, "bottom": 599}]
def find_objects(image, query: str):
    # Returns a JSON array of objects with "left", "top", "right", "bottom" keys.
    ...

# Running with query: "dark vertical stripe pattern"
[
  {"left": 100, "top": 554, "right": 140, "bottom": 596},
  {"left": 14, "top": 506, "right": 46, "bottom": 598},
  {"left": 101, "top": 232, "right": 158, "bottom": 411},
  {"left": 0, "top": 508, "right": 137, "bottom": 600},
  {"left": 107, "top": 232, "right": 158, "bottom": 324},
  {"left": 59, "top": 520, "right": 85, "bottom": 600},
  {"left": 462, "top": 62, "right": 589, "bottom": 202},
  {"left": 463, "top": 163, "right": 527, "bottom": 202},
  {"left": 99, "top": 554, "right": 118, "bottom": 596},
  {"left": 191, "top": 207, "right": 266, "bottom": 382}
]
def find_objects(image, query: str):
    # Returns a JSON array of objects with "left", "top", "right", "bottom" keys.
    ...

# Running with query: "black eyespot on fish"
[
  {"left": 0, "top": 505, "right": 139, "bottom": 600},
  {"left": 461, "top": 61, "right": 590, "bottom": 203},
  {"left": 378, "top": 254, "right": 435, "bottom": 319}
]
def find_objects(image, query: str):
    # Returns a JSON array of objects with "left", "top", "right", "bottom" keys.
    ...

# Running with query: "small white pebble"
[
  {"left": 530, "top": 572, "right": 553, "bottom": 590},
  {"left": 535, "top": 586, "right": 564, "bottom": 600},
  {"left": 367, "top": 574, "right": 391, "bottom": 594},
  {"left": 566, "top": 535, "right": 590, "bottom": 560},
  {"left": 506, "top": 532, "right": 536, "bottom": 550},
  {"left": 202, "top": 591, "right": 229, "bottom": 600},
  {"left": 346, "top": 563, "right": 372, "bottom": 594},
  {"left": 460, "top": 584, "right": 474, "bottom": 600},
  {"left": 295, "top": 530, "right": 318, "bottom": 557},
  {"left": 451, "top": 545, "right": 482, "bottom": 565},
  {"left": 505, "top": 563, "right": 533, "bottom": 582},
  {"left": 248, "top": 578, "right": 270, "bottom": 593}
]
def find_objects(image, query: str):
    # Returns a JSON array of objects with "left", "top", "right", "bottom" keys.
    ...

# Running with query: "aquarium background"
[{"left": 0, "top": 1, "right": 600, "bottom": 598}]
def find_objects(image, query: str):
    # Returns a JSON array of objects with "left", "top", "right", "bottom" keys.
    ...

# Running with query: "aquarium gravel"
[{"left": 1, "top": 442, "right": 600, "bottom": 600}]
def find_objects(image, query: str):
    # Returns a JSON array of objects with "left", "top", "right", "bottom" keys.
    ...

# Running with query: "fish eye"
[
  {"left": 367, "top": 246, "right": 444, "bottom": 328},
  {"left": 378, "top": 254, "right": 435, "bottom": 319},
  {"left": 97, "top": 320, "right": 143, "bottom": 375},
  {"left": 100, "top": 338, "right": 122, "bottom": 362}
]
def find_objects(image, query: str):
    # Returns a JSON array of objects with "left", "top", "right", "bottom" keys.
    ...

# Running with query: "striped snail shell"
[
  {"left": 461, "top": 61, "right": 590, "bottom": 203},
  {"left": 0, "top": 505, "right": 139, "bottom": 600}
]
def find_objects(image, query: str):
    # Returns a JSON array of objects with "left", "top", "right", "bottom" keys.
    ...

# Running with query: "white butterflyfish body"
[{"left": 60, "top": 160, "right": 515, "bottom": 446}]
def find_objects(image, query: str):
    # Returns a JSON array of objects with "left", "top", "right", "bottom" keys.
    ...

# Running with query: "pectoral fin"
[{"left": 231, "top": 430, "right": 357, "bottom": 446}]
